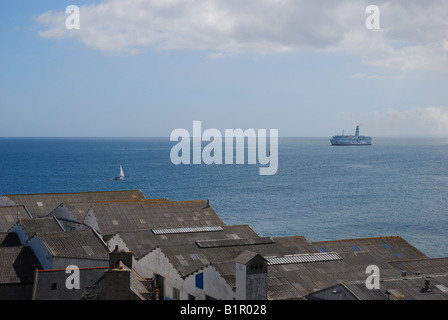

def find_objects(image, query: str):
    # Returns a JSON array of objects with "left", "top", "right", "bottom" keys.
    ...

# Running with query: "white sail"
[{"left": 119, "top": 165, "right": 125, "bottom": 180}]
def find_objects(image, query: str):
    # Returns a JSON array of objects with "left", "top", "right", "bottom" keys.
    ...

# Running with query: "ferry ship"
[{"left": 330, "top": 125, "right": 372, "bottom": 146}]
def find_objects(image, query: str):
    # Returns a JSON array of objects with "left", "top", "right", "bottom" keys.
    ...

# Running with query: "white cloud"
[
  {"left": 349, "top": 73, "right": 409, "bottom": 80},
  {"left": 34, "top": 0, "right": 448, "bottom": 70},
  {"left": 357, "top": 106, "right": 448, "bottom": 137}
]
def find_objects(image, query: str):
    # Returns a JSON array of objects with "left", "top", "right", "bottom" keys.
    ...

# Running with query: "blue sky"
[{"left": 1, "top": 0, "right": 448, "bottom": 137}]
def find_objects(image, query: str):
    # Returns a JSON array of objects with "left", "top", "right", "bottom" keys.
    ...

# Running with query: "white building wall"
[
  {"left": 106, "top": 235, "right": 129, "bottom": 253},
  {"left": 83, "top": 208, "right": 99, "bottom": 231},
  {"left": 48, "top": 205, "right": 83, "bottom": 231},
  {"left": 131, "top": 248, "right": 183, "bottom": 300},
  {"left": 183, "top": 266, "right": 236, "bottom": 300},
  {"left": 48, "top": 205, "right": 76, "bottom": 221},
  {"left": 235, "top": 263, "right": 246, "bottom": 300},
  {"left": 134, "top": 248, "right": 237, "bottom": 300},
  {"left": 106, "top": 236, "right": 239, "bottom": 300},
  {"left": 52, "top": 257, "right": 108, "bottom": 270}
]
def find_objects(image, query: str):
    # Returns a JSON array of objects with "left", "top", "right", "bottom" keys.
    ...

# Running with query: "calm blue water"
[{"left": 1, "top": 137, "right": 447, "bottom": 258}]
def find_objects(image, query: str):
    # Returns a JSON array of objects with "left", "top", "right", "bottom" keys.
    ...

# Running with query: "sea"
[{"left": 1, "top": 137, "right": 447, "bottom": 258}]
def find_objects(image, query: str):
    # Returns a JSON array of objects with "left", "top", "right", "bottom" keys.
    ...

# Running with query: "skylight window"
[
  {"left": 266, "top": 252, "right": 341, "bottom": 265},
  {"left": 152, "top": 226, "right": 223, "bottom": 235}
]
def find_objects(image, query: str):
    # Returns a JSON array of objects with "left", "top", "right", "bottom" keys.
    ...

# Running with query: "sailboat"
[
  {"left": 110, "top": 165, "right": 125, "bottom": 181},
  {"left": 118, "top": 165, "right": 125, "bottom": 180}
]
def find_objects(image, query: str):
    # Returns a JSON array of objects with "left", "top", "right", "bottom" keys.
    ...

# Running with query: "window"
[
  {"left": 190, "top": 253, "right": 199, "bottom": 260},
  {"left": 382, "top": 243, "right": 391, "bottom": 249},
  {"left": 318, "top": 248, "right": 327, "bottom": 253},
  {"left": 395, "top": 252, "right": 404, "bottom": 258},
  {"left": 188, "top": 294, "right": 196, "bottom": 300},
  {"left": 352, "top": 246, "right": 361, "bottom": 251},
  {"left": 195, "top": 273, "right": 204, "bottom": 289}
]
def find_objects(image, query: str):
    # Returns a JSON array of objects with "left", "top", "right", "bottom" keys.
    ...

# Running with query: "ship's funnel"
[{"left": 355, "top": 125, "right": 359, "bottom": 138}]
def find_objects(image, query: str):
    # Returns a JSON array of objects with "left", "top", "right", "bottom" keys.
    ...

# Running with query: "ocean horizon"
[{"left": 1, "top": 137, "right": 447, "bottom": 258}]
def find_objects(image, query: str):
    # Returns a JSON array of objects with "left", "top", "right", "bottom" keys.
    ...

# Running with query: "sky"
[{"left": 1, "top": 0, "right": 447, "bottom": 137}]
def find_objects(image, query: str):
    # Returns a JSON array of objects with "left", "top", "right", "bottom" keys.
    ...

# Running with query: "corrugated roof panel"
[
  {"left": 152, "top": 225, "right": 223, "bottom": 235},
  {"left": 388, "top": 289, "right": 405, "bottom": 299},
  {"left": 435, "top": 284, "right": 448, "bottom": 293},
  {"left": 266, "top": 252, "right": 342, "bottom": 265},
  {"left": 196, "top": 237, "right": 275, "bottom": 248}
]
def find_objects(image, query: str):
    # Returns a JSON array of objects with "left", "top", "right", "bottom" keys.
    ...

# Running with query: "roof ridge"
[
  {"left": 38, "top": 266, "right": 108, "bottom": 273},
  {"left": 3, "top": 190, "right": 145, "bottom": 197},
  {"left": 312, "top": 235, "right": 403, "bottom": 244}
]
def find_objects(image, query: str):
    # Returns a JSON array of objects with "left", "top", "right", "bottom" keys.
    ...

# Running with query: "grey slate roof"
[
  {"left": 34, "top": 229, "right": 109, "bottom": 260},
  {"left": 16, "top": 217, "right": 65, "bottom": 238},
  {"left": 113, "top": 219, "right": 441, "bottom": 299},
  {"left": 0, "top": 206, "right": 32, "bottom": 232},
  {"left": 2, "top": 190, "right": 146, "bottom": 216},
  {"left": 0, "top": 246, "right": 42, "bottom": 284},
  {"left": 115, "top": 224, "right": 261, "bottom": 259},
  {"left": 312, "top": 236, "right": 428, "bottom": 261},
  {"left": 387, "top": 257, "right": 448, "bottom": 276},
  {"left": 0, "top": 232, "right": 21, "bottom": 246},
  {"left": 80, "top": 199, "right": 225, "bottom": 235},
  {"left": 341, "top": 273, "right": 448, "bottom": 300}
]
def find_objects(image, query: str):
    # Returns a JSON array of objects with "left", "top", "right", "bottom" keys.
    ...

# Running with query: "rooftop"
[
  {"left": 32, "top": 229, "right": 109, "bottom": 260},
  {"left": 0, "top": 245, "right": 41, "bottom": 284},
  {"left": 14, "top": 217, "right": 65, "bottom": 239},
  {"left": 2, "top": 190, "right": 147, "bottom": 216},
  {"left": 312, "top": 236, "right": 428, "bottom": 261},
  {"left": 0, "top": 206, "right": 32, "bottom": 232},
  {"left": 342, "top": 273, "right": 448, "bottom": 300},
  {"left": 60, "top": 199, "right": 225, "bottom": 235}
]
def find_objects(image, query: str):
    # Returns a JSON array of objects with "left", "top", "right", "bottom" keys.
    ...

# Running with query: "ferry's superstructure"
[{"left": 330, "top": 126, "right": 372, "bottom": 146}]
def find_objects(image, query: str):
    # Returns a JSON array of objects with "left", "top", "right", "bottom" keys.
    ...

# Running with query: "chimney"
[
  {"left": 109, "top": 245, "right": 133, "bottom": 269},
  {"left": 234, "top": 251, "right": 267, "bottom": 300},
  {"left": 423, "top": 277, "right": 432, "bottom": 292},
  {"left": 102, "top": 262, "right": 133, "bottom": 300}
]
